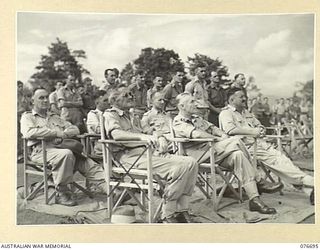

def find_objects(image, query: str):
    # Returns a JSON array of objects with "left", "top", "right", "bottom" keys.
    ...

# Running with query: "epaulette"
[{"left": 22, "top": 111, "right": 32, "bottom": 116}]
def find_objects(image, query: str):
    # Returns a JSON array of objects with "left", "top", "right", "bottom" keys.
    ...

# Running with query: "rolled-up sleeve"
[{"left": 219, "top": 110, "right": 237, "bottom": 134}]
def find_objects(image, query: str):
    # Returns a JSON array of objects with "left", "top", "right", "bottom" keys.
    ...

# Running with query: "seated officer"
[
  {"left": 219, "top": 88, "right": 314, "bottom": 205},
  {"left": 104, "top": 87, "right": 199, "bottom": 223},
  {"left": 86, "top": 92, "right": 110, "bottom": 156},
  {"left": 21, "top": 88, "right": 109, "bottom": 206},
  {"left": 172, "top": 93, "right": 281, "bottom": 214}
]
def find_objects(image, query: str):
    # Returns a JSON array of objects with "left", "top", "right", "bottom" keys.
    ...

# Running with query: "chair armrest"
[
  {"left": 80, "top": 133, "right": 101, "bottom": 138},
  {"left": 265, "top": 135, "right": 285, "bottom": 139},
  {"left": 99, "top": 139, "right": 149, "bottom": 146}
]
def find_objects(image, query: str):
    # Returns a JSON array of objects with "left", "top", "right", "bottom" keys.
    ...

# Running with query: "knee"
[
  {"left": 60, "top": 149, "right": 75, "bottom": 159},
  {"left": 183, "top": 156, "right": 199, "bottom": 172},
  {"left": 232, "top": 150, "right": 244, "bottom": 158}
]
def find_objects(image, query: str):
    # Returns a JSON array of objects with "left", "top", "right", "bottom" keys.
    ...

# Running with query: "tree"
[
  {"left": 295, "top": 79, "right": 313, "bottom": 102},
  {"left": 121, "top": 47, "right": 185, "bottom": 86},
  {"left": 186, "top": 53, "right": 229, "bottom": 83},
  {"left": 120, "top": 62, "right": 135, "bottom": 85},
  {"left": 30, "top": 38, "right": 90, "bottom": 91}
]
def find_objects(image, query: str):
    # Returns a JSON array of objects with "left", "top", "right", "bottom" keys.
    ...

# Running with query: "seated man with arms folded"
[
  {"left": 103, "top": 87, "right": 199, "bottom": 223},
  {"left": 172, "top": 93, "right": 282, "bottom": 214},
  {"left": 21, "top": 88, "right": 110, "bottom": 206},
  {"left": 219, "top": 88, "right": 314, "bottom": 205}
]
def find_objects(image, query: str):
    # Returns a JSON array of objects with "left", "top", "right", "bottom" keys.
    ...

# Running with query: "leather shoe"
[
  {"left": 310, "top": 188, "right": 314, "bottom": 206},
  {"left": 55, "top": 192, "right": 78, "bottom": 206},
  {"left": 163, "top": 215, "right": 180, "bottom": 223},
  {"left": 257, "top": 179, "right": 283, "bottom": 194},
  {"left": 179, "top": 211, "right": 197, "bottom": 223},
  {"left": 249, "top": 197, "right": 276, "bottom": 214}
]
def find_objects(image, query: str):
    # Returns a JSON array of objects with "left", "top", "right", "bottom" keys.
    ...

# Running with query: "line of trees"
[{"left": 25, "top": 38, "right": 313, "bottom": 102}]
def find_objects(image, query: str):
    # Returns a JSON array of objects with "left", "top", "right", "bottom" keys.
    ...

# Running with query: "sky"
[{"left": 17, "top": 12, "right": 314, "bottom": 97}]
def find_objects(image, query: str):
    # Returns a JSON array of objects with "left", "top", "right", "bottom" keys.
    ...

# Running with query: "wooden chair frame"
[
  {"left": 23, "top": 137, "right": 93, "bottom": 205},
  {"left": 99, "top": 115, "right": 164, "bottom": 223}
]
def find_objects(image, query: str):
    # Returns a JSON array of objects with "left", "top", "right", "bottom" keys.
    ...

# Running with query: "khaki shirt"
[
  {"left": 103, "top": 107, "right": 144, "bottom": 151},
  {"left": 57, "top": 86, "right": 83, "bottom": 107},
  {"left": 163, "top": 81, "right": 184, "bottom": 110},
  {"left": 184, "top": 76, "right": 208, "bottom": 101},
  {"left": 173, "top": 113, "right": 244, "bottom": 161},
  {"left": 20, "top": 110, "right": 79, "bottom": 146},
  {"left": 128, "top": 83, "right": 148, "bottom": 108},
  {"left": 219, "top": 105, "right": 270, "bottom": 149},
  {"left": 141, "top": 108, "right": 171, "bottom": 135},
  {"left": 86, "top": 109, "right": 103, "bottom": 134},
  {"left": 49, "top": 90, "right": 58, "bottom": 105}
]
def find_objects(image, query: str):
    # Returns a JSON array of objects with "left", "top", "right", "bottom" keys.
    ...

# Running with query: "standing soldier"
[
  {"left": 49, "top": 81, "right": 64, "bottom": 115},
  {"left": 162, "top": 70, "right": 185, "bottom": 117},
  {"left": 57, "top": 75, "right": 85, "bottom": 133},
  {"left": 146, "top": 76, "right": 164, "bottom": 108},
  {"left": 207, "top": 71, "right": 227, "bottom": 126}
]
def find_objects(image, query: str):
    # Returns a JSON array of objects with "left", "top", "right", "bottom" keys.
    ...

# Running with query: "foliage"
[
  {"left": 295, "top": 79, "right": 313, "bottom": 102},
  {"left": 121, "top": 47, "right": 185, "bottom": 86},
  {"left": 186, "top": 53, "right": 229, "bottom": 82},
  {"left": 30, "top": 38, "right": 90, "bottom": 91}
]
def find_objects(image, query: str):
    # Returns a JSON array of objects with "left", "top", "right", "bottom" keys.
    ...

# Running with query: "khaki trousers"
[{"left": 117, "top": 148, "right": 198, "bottom": 218}]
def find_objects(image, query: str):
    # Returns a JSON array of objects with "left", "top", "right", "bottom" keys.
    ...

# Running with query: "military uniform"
[
  {"left": 86, "top": 109, "right": 103, "bottom": 155},
  {"left": 20, "top": 110, "right": 106, "bottom": 188},
  {"left": 49, "top": 90, "right": 60, "bottom": 115},
  {"left": 173, "top": 114, "right": 260, "bottom": 200},
  {"left": 104, "top": 107, "right": 198, "bottom": 218},
  {"left": 219, "top": 105, "right": 314, "bottom": 187},
  {"left": 162, "top": 80, "right": 184, "bottom": 113},
  {"left": 141, "top": 108, "right": 172, "bottom": 135},
  {"left": 57, "top": 86, "right": 84, "bottom": 129},
  {"left": 185, "top": 76, "right": 208, "bottom": 101},
  {"left": 206, "top": 83, "right": 226, "bottom": 126},
  {"left": 128, "top": 83, "right": 148, "bottom": 109}
]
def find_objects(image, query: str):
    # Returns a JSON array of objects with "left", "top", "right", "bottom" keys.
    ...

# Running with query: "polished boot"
[
  {"left": 55, "top": 192, "right": 78, "bottom": 206},
  {"left": 163, "top": 214, "right": 180, "bottom": 223},
  {"left": 257, "top": 179, "right": 283, "bottom": 194},
  {"left": 249, "top": 197, "right": 276, "bottom": 214}
]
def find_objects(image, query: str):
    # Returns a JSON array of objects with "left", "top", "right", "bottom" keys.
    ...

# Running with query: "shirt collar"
[
  {"left": 176, "top": 114, "right": 193, "bottom": 123},
  {"left": 227, "top": 104, "right": 237, "bottom": 112},
  {"left": 109, "top": 106, "right": 125, "bottom": 116},
  {"left": 32, "top": 109, "right": 54, "bottom": 118},
  {"left": 151, "top": 107, "right": 166, "bottom": 115}
]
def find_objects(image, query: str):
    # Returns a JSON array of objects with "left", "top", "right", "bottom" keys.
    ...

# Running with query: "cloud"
[{"left": 253, "top": 30, "right": 292, "bottom": 66}]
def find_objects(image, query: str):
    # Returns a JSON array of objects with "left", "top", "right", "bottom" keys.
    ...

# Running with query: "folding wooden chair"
[
  {"left": 169, "top": 121, "right": 243, "bottom": 211},
  {"left": 99, "top": 115, "right": 164, "bottom": 223},
  {"left": 23, "top": 137, "right": 94, "bottom": 204},
  {"left": 289, "top": 120, "right": 313, "bottom": 155},
  {"left": 265, "top": 123, "right": 292, "bottom": 159}
]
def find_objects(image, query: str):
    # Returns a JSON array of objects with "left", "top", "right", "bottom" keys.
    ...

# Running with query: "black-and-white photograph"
[{"left": 16, "top": 12, "right": 314, "bottom": 225}]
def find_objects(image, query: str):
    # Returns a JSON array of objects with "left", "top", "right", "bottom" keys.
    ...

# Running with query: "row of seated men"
[{"left": 20, "top": 85, "right": 314, "bottom": 223}]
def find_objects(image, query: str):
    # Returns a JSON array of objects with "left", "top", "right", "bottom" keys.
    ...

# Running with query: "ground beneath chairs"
[{"left": 16, "top": 157, "right": 314, "bottom": 225}]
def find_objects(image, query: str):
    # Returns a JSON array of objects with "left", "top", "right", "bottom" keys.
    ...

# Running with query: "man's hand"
[
  {"left": 157, "top": 136, "right": 168, "bottom": 154},
  {"left": 141, "top": 134, "right": 158, "bottom": 148}
]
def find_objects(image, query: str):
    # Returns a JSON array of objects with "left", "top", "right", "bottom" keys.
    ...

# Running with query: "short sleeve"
[
  {"left": 219, "top": 110, "right": 237, "bottom": 134},
  {"left": 103, "top": 111, "right": 122, "bottom": 138},
  {"left": 56, "top": 89, "right": 65, "bottom": 101}
]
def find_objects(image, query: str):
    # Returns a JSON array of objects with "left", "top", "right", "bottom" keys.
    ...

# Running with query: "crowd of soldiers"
[{"left": 17, "top": 66, "right": 314, "bottom": 223}]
